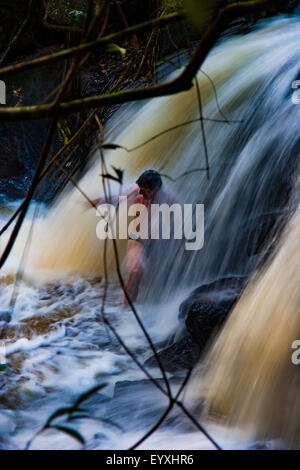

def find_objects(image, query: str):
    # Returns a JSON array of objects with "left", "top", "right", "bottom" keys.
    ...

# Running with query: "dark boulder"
[
  {"left": 144, "top": 334, "right": 202, "bottom": 373},
  {"left": 0, "top": 310, "right": 12, "bottom": 338},
  {"left": 184, "top": 277, "right": 246, "bottom": 351},
  {"left": 145, "top": 277, "right": 247, "bottom": 373},
  {"left": 0, "top": 311, "right": 12, "bottom": 323},
  {"left": 179, "top": 276, "right": 247, "bottom": 321},
  {"left": 0, "top": 322, "right": 8, "bottom": 338}
]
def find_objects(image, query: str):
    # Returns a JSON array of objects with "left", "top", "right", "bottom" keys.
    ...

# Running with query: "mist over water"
[{"left": 0, "top": 16, "right": 300, "bottom": 449}]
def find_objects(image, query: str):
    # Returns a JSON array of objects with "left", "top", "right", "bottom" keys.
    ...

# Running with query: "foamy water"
[{"left": 0, "top": 16, "right": 300, "bottom": 449}]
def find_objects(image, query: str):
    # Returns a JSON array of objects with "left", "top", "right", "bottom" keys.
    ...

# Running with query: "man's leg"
[{"left": 124, "top": 239, "right": 146, "bottom": 304}]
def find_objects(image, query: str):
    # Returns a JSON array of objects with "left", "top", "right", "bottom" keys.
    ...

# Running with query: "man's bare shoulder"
[
  {"left": 126, "top": 186, "right": 140, "bottom": 203},
  {"left": 159, "top": 188, "right": 177, "bottom": 205}
]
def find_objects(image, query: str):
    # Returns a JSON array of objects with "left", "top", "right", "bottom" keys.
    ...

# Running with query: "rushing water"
[
  {"left": 0, "top": 16, "right": 300, "bottom": 449},
  {"left": 186, "top": 206, "right": 300, "bottom": 449}
]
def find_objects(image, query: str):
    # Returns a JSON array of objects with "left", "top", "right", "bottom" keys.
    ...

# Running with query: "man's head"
[{"left": 136, "top": 169, "right": 162, "bottom": 200}]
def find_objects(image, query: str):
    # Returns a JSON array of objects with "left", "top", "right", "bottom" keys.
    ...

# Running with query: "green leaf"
[
  {"left": 111, "top": 166, "right": 124, "bottom": 185},
  {"left": 68, "top": 413, "right": 91, "bottom": 421},
  {"left": 44, "top": 406, "right": 87, "bottom": 427},
  {"left": 68, "top": 414, "right": 123, "bottom": 431},
  {"left": 184, "top": 0, "right": 225, "bottom": 31},
  {"left": 45, "top": 406, "right": 74, "bottom": 427},
  {"left": 102, "top": 173, "right": 121, "bottom": 183},
  {"left": 102, "top": 143, "right": 124, "bottom": 150},
  {"left": 106, "top": 43, "right": 127, "bottom": 58},
  {"left": 73, "top": 383, "right": 107, "bottom": 409}
]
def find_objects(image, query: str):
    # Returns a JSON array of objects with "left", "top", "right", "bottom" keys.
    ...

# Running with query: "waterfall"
[
  {"left": 15, "top": 17, "right": 298, "bottom": 294},
  {"left": 12, "top": 18, "right": 300, "bottom": 295},
  {"left": 1, "top": 14, "right": 300, "bottom": 450},
  {"left": 186, "top": 206, "right": 300, "bottom": 447}
]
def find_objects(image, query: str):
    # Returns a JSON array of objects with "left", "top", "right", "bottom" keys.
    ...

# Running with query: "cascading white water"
[
  {"left": 185, "top": 206, "right": 300, "bottom": 448},
  {"left": 0, "top": 15, "right": 299, "bottom": 449},
  {"left": 10, "top": 17, "right": 297, "bottom": 296}
]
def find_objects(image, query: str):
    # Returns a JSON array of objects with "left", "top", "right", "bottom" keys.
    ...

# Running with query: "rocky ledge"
[{"left": 145, "top": 276, "right": 247, "bottom": 373}]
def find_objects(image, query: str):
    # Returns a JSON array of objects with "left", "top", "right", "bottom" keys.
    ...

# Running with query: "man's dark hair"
[{"left": 136, "top": 169, "right": 162, "bottom": 190}]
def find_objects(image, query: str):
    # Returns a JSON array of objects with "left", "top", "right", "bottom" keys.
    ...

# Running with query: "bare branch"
[
  {"left": 0, "top": 0, "right": 285, "bottom": 122},
  {"left": 0, "top": 111, "right": 96, "bottom": 236},
  {"left": 195, "top": 77, "right": 210, "bottom": 179},
  {"left": 0, "top": 43, "right": 88, "bottom": 268},
  {"left": 94, "top": 115, "right": 172, "bottom": 398},
  {"left": 0, "top": 0, "right": 33, "bottom": 66},
  {"left": 0, "top": 12, "right": 185, "bottom": 79},
  {"left": 129, "top": 369, "right": 193, "bottom": 450}
]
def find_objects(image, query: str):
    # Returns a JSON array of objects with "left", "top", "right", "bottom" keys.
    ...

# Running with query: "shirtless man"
[
  {"left": 125, "top": 169, "right": 165, "bottom": 303},
  {"left": 90, "top": 169, "right": 174, "bottom": 303}
]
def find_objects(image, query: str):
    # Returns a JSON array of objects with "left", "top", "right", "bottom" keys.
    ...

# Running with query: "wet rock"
[
  {"left": 0, "top": 58, "right": 66, "bottom": 202},
  {"left": 185, "top": 301, "right": 233, "bottom": 350},
  {"left": 227, "top": 0, "right": 299, "bottom": 36},
  {"left": 144, "top": 334, "right": 201, "bottom": 373},
  {"left": 146, "top": 277, "right": 247, "bottom": 373},
  {"left": 184, "top": 277, "right": 247, "bottom": 351},
  {"left": 279, "top": 0, "right": 299, "bottom": 13},
  {"left": 0, "top": 322, "right": 8, "bottom": 338},
  {"left": 179, "top": 277, "right": 246, "bottom": 321},
  {"left": 0, "top": 310, "right": 12, "bottom": 323},
  {"left": 0, "top": 310, "right": 11, "bottom": 338}
]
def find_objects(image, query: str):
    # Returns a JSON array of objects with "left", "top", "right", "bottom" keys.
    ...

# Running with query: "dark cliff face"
[
  {"left": 0, "top": 49, "right": 149, "bottom": 203},
  {"left": 0, "top": 0, "right": 161, "bottom": 203},
  {"left": 0, "top": 59, "right": 62, "bottom": 200}
]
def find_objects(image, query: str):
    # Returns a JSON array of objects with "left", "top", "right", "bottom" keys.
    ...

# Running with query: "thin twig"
[
  {"left": 0, "top": 12, "right": 185, "bottom": 79},
  {"left": 0, "top": 117, "right": 58, "bottom": 269},
  {"left": 0, "top": 110, "right": 96, "bottom": 236},
  {"left": 13, "top": 117, "right": 222, "bottom": 451},
  {"left": 86, "top": 0, "right": 106, "bottom": 38},
  {"left": 79, "top": 2, "right": 110, "bottom": 69},
  {"left": 0, "top": 33, "right": 89, "bottom": 268},
  {"left": 95, "top": 114, "right": 172, "bottom": 398},
  {"left": 195, "top": 77, "right": 210, "bottom": 179},
  {"left": 92, "top": 120, "right": 221, "bottom": 449},
  {"left": 107, "top": 57, "right": 134, "bottom": 94},
  {"left": 160, "top": 168, "right": 207, "bottom": 182},
  {"left": 102, "top": 116, "right": 241, "bottom": 153},
  {"left": 176, "top": 401, "right": 222, "bottom": 450},
  {"left": 0, "top": 0, "right": 286, "bottom": 122},
  {"left": 0, "top": 0, "right": 33, "bottom": 66},
  {"left": 82, "top": 0, "right": 94, "bottom": 42},
  {"left": 200, "top": 68, "right": 229, "bottom": 123},
  {"left": 112, "top": 0, "right": 139, "bottom": 50},
  {"left": 129, "top": 368, "right": 193, "bottom": 450},
  {"left": 8, "top": 205, "right": 39, "bottom": 316},
  {"left": 183, "top": 21, "right": 229, "bottom": 124}
]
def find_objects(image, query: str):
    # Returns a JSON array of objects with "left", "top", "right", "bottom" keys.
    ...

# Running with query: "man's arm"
[{"left": 83, "top": 186, "right": 139, "bottom": 210}]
